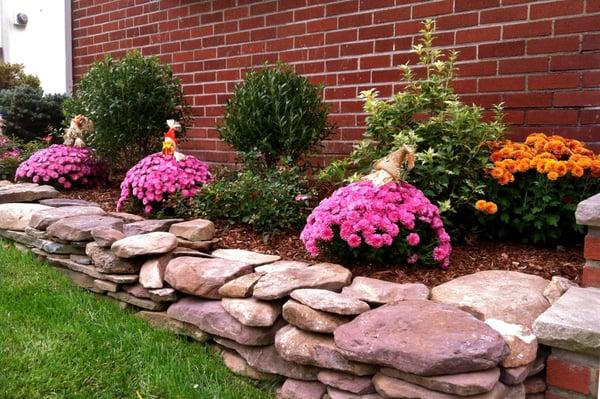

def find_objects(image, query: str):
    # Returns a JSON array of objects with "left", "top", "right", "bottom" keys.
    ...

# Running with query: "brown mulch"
[{"left": 60, "top": 187, "right": 585, "bottom": 288}]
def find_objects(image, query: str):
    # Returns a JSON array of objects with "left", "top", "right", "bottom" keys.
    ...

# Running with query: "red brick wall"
[{"left": 71, "top": 0, "right": 600, "bottom": 165}]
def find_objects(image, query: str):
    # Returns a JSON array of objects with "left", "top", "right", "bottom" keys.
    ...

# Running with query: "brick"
[
  {"left": 294, "top": 5, "right": 325, "bottom": 21},
  {"left": 531, "top": 0, "right": 585, "bottom": 19},
  {"left": 554, "top": 90, "right": 600, "bottom": 107},
  {"left": 326, "top": 58, "right": 357, "bottom": 72},
  {"left": 498, "top": 57, "right": 548, "bottom": 74},
  {"left": 326, "top": 29, "right": 357, "bottom": 44},
  {"left": 250, "top": 1, "right": 276, "bottom": 16},
  {"left": 479, "top": 76, "right": 525, "bottom": 92},
  {"left": 479, "top": 41, "right": 525, "bottom": 58},
  {"left": 504, "top": 93, "right": 553, "bottom": 108},
  {"left": 339, "top": 12, "right": 372, "bottom": 28},
  {"left": 436, "top": 12, "right": 478, "bottom": 30},
  {"left": 583, "top": 264, "right": 600, "bottom": 288},
  {"left": 456, "top": 27, "right": 500, "bottom": 44},
  {"left": 528, "top": 36, "right": 581, "bottom": 55},
  {"left": 584, "top": 235, "right": 600, "bottom": 261},
  {"left": 457, "top": 61, "right": 497, "bottom": 77},
  {"left": 556, "top": 15, "right": 600, "bottom": 34},
  {"left": 583, "top": 71, "right": 600, "bottom": 88},
  {"left": 338, "top": 71, "right": 370, "bottom": 84},
  {"left": 528, "top": 73, "right": 580, "bottom": 90},
  {"left": 412, "top": 0, "right": 453, "bottom": 18},
  {"left": 480, "top": 6, "right": 527, "bottom": 23},
  {"left": 359, "top": 55, "right": 391, "bottom": 69},
  {"left": 583, "top": 33, "right": 600, "bottom": 51},
  {"left": 307, "top": 17, "right": 338, "bottom": 33},
  {"left": 546, "top": 355, "right": 592, "bottom": 395},
  {"left": 581, "top": 110, "right": 600, "bottom": 124},
  {"left": 373, "top": 6, "right": 410, "bottom": 23},
  {"left": 551, "top": 53, "right": 600, "bottom": 71},
  {"left": 326, "top": 0, "right": 358, "bottom": 16},
  {"left": 527, "top": 110, "right": 579, "bottom": 125},
  {"left": 358, "top": 24, "right": 394, "bottom": 40},
  {"left": 503, "top": 21, "right": 553, "bottom": 39},
  {"left": 340, "top": 42, "right": 373, "bottom": 56},
  {"left": 455, "top": 0, "right": 499, "bottom": 11},
  {"left": 359, "top": 0, "right": 394, "bottom": 11}
]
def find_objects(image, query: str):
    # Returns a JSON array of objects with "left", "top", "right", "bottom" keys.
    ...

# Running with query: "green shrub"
[
  {"left": 321, "top": 20, "right": 505, "bottom": 236},
  {"left": 0, "top": 135, "right": 50, "bottom": 180},
  {"left": 64, "top": 50, "right": 189, "bottom": 170},
  {"left": 0, "top": 63, "right": 40, "bottom": 90},
  {"left": 218, "top": 63, "right": 332, "bottom": 168},
  {"left": 0, "top": 85, "right": 66, "bottom": 141},
  {"left": 170, "top": 166, "right": 315, "bottom": 235}
]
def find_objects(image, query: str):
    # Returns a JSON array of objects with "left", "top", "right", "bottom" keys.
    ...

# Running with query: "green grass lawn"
[{"left": 0, "top": 242, "right": 275, "bottom": 399}]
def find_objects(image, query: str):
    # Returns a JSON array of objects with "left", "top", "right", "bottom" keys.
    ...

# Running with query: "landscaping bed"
[{"left": 58, "top": 186, "right": 585, "bottom": 288}]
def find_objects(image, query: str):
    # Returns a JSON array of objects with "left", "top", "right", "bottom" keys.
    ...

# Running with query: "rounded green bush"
[
  {"left": 64, "top": 50, "right": 189, "bottom": 170},
  {"left": 218, "top": 63, "right": 332, "bottom": 167}
]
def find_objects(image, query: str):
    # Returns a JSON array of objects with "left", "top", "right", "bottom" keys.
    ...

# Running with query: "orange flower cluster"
[
  {"left": 475, "top": 200, "right": 498, "bottom": 215},
  {"left": 488, "top": 133, "right": 600, "bottom": 184}
]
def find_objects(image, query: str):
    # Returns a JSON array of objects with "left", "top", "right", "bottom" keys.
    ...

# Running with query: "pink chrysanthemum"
[
  {"left": 116, "top": 152, "right": 212, "bottom": 214},
  {"left": 300, "top": 180, "right": 451, "bottom": 268},
  {"left": 15, "top": 144, "right": 107, "bottom": 189}
]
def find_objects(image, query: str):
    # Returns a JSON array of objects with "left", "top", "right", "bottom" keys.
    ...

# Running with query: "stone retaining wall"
[{"left": 1, "top": 181, "right": 599, "bottom": 399}]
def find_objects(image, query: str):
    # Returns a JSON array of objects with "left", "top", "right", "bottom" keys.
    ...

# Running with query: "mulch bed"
[{"left": 62, "top": 186, "right": 585, "bottom": 288}]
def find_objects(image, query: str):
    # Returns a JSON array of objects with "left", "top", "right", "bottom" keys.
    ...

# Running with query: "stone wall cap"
[
  {"left": 575, "top": 193, "right": 600, "bottom": 227},
  {"left": 532, "top": 286, "right": 600, "bottom": 355}
]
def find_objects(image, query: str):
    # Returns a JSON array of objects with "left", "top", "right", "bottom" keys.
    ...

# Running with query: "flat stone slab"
[
  {"left": 576, "top": 193, "right": 600, "bottom": 227},
  {"left": 327, "top": 387, "right": 383, "bottom": 399},
  {"left": 431, "top": 270, "right": 550, "bottom": 328},
  {"left": 215, "top": 337, "right": 320, "bottom": 381},
  {"left": 283, "top": 299, "right": 352, "bottom": 334},
  {"left": 169, "top": 219, "right": 215, "bottom": 241},
  {"left": 107, "top": 291, "right": 167, "bottom": 311},
  {"left": 253, "top": 263, "right": 352, "bottom": 300},
  {"left": 218, "top": 272, "right": 266, "bottom": 298},
  {"left": 39, "top": 198, "right": 100, "bottom": 207},
  {"left": 139, "top": 254, "right": 171, "bottom": 289},
  {"left": 91, "top": 227, "right": 125, "bottom": 247},
  {"left": 221, "top": 297, "right": 281, "bottom": 327},
  {"left": 0, "top": 183, "right": 58, "bottom": 203},
  {"left": 341, "top": 277, "right": 430, "bottom": 305},
  {"left": 372, "top": 373, "right": 524, "bottom": 399},
  {"left": 29, "top": 206, "right": 106, "bottom": 230},
  {"left": 165, "top": 256, "right": 253, "bottom": 299},
  {"left": 111, "top": 232, "right": 178, "bottom": 258},
  {"left": 212, "top": 248, "right": 281, "bottom": 266},
  {"left": 167, "top": 296, "right": 281, "bottom": 346},
  {"left": 275, "top": 325, "right": 377, "bottom": 376},
  {"left": 123, "top": 218, "right": 183, "bottom": 236},
  {"left": 137, "top": 311, "right": 209, "bottom": 342},
  {"left": 148, "top": 288, "right": 178, "bottom": 303},
  {"left": 532, "top": 286, "right": 600, "bottom": 354},
  {"left": 318, "top": 370, "right": 375, "bottom": 395},
  {"left": 279, "top": 379, "right": 326, "bottom": 399},
  {"left": 290, "top": 288, "right": 370, "bottom": 315},
  {"left": 334, "top": 300, "right": 509, "bottom": 376},
  {"left": 218, "top": 348, "right": 273, "bottom": 381},
  {"left": 85, "top": 242, "right": 141, "bottom": 274},
  {"left": 108, "top": 211, "right": 145, "bottom": 223},
  {"left": 47, "top": 215, "right": 124, "bottom": 242},
  {"left": 46, "top": 256, "right": 138, "bottom": 284},
  {"left": 254, "top": 260, "right": 309, "bottom": 274},
  {"left": 379, "top": 367, "right": 500, "bottom": 396},
  {"left": 0, "top": 203, "right": 52, "bottom": 230},
  {"left": 0, "top": 229, "right": 85, "bottom": 255}
]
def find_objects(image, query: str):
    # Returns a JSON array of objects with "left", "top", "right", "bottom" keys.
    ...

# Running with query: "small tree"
[
  {"left": 64, "top": 51, "right": 189, "bottom": 169},
  {"left": 217, "top": 63, "right": 333, "bottom": 168},
  {"left": 0, "top": 63, "right": 40, "bottom": 90}
]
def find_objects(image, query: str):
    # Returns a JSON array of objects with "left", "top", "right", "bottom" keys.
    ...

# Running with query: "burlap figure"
[{"left": 362, "top": 145, "right": 415, "bottom": 186}]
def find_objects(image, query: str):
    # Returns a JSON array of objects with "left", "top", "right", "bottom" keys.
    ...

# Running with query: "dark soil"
[{"left": 61, "top": 186, "right": 585, "bottom": 288}]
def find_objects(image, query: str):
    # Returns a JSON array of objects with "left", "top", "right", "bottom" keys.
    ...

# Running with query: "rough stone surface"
[
  {"left": 221, "top": 297, "right": 281, "bottom": 327},
  {"left": 29, "top": 206, "right": 106, "bottom": 230},
  {"left": 290, "top": 288, "right": 370, "bottom": 315},
  {"left": 327, "top": 387, "right": 383, "bottom": 399},
  {"left": 165, "top": 257, "right": 253, "bottom": 299},
  {"left": 0, "top": 183, "right": 58, "bottom": 203},
  {"left": 136, "top": 310, "right": 210, "bottom": 342},
  {"left": 575, "top": 193, "right": 600, "bottom": 227},
  {"left": 255, "top": 260, "right": 309, "bottom": 274},
  {"left": 341, "top": 277, "right": 429, "bottom": 305},
  {"left": 373, "top": 374, "right": 524, "bottom": 399},
  {"left": 254, "top": 263, "right": 352, "bottom": 300},
  {"left": 283, "top": 299, "right": 351, "bottom": 334},
  {"left": 91, "top": 227, "right": 125, "bottom": 247},
  {"left": 543, "top": 276, "right": 578, "bottom": 305},
  {"left": 0, "top": 203, "right": 52, "bottom": 230},
  {"left": 148, "top": 288, "right": 178, "bottom": 303},
  {"left": 523, "top": 375, "right": 546, "bottom": 394},
  {"left": 107, "top": 291, "right": 166, "bottom": 311},
  {"left": 500, "top": 365, "right": 531, "bottom": 385},
  {"left": 123, "top": 283, "right": 152, "bottom": 299},
  {"left": 334, "top": 300, "right": 509, "bottom": 376},
  {"left": 108, "top": 211, "right": 145, "bottom": 223},
  {"left": 172, "top": 247, "right": 211, "bottom": 258},
  {"left": 318, "top": 370, "right": 375, "bottom": 395},
  {"left": 54, "top": 267, "right": 105, "bottom": 293},
  {"left": 0, "top": 229, "right": 85, "bottom": 255},
  {"left": 46, "top": 256, "right": 138, "bottom": 284},
  {"left": 167, "top": 296, "right": 281, "bottom": 345},
  {"left": 485, "top": 319, "right": 538, "bottom": 368},
  {"left": 176, "top": 237, "right": 219, "bottom": 252},
  {"left": 380, "top": 367, "right": 500, "bottom": 396},
  {"left": 70, "top": 254, "right": 92, "bottom": 265},
  {"left": 111, "top": 232, "right": 178, "bottom": 258},
  {"left": 279, "top": 379, "right": 326, "bottom": 399},
  {"left": 39, "top": 198, "right": 100, "bottom": 207},
  {"left": 24, "top": 226, "right": 48, "bottom": 239},
  {"left": 275, "top": 325, "right": 376, "bottom": 376},
  {"left": 123, "top": 219, "right": 183, "bottom": 236},
  {"left": 212, "top": 248, "right": 281, "bottom": 265},
  {"left": 85, "top": 242, "right": 141, "bottom": 274},
  {"left": 218, "top": 272, "right": 266, "bottom": 298},
  {"left": 215, "top": 337, "right": 320, "bottom": 381},
  {"left": 169, "top": 219, "right": 215, "bottom": 241},
  {"left": 431, "top": 270, "right": 550, "bottom": 328},
  {"left": 218, "top": 348, "right": 273, "bottom": 380},
  {"left": 532, "top": 286, "right": 600, "bottom": 354},
  {"left": 93, "top": 279, "right": 119, "bottom": 292},
  {"left": 47, "top": 215, "right": 123, "bottom": 242},
  {"left": 139, "top": 254, "right": 171, "bottom": 289}
]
